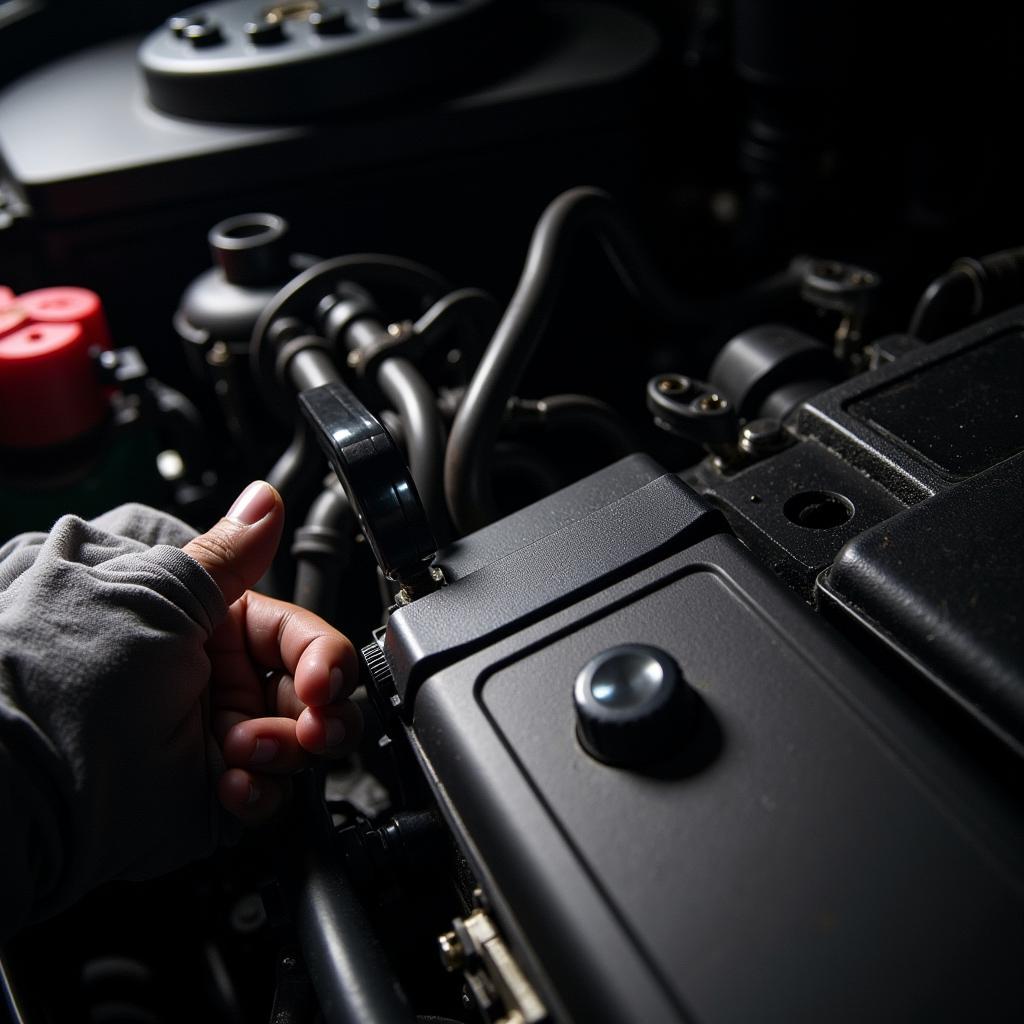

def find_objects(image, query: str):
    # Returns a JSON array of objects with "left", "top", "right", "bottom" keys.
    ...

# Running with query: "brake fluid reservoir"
[
  {"left": 0, "top": 286, "right": 111, "bottom": 447},
  {"left": 0, "top": 286, "right": 163, "bottom": 535}
]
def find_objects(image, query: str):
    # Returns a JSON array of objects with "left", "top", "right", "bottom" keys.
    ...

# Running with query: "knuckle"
[{"left": 189, "top": 523, "right": 240, "bottom": 566}]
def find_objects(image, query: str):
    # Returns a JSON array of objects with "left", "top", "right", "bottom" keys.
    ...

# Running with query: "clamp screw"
[
  {"left": 438, "top": 931, "right": 464, "bottom": 971},
  {"left": 738, "top": 417, "right": 788, "bottom": 458},
  {"left": 697, "top": 393, "right": 726, "bottom": 412}
]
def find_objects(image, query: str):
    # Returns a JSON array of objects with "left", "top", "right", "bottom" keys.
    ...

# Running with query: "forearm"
[{"left": 0, "top": 506, "right": 227, "bottom": 938}]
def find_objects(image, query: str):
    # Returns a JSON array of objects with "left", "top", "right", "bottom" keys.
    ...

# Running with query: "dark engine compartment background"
[{"left": 0, "top": 2, "right": 1022, "bottom": 1022}]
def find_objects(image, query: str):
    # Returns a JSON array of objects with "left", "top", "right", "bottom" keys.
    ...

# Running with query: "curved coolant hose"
[
  {"left": 250, "top": 254, "right": 449, "bottom": 419},
  {"left": 908, "top": 247, "right": 1024, "bottom": 341},
  {"left": 411, "top": 287, "right": 499, "bottom": 355},
  {"left": 522, "top": 393, "right": 636, "bottom": 458},
  {"left": 376, "top": 357, "right": 449, "bottom": 545},
  {"left": 345, "top": 317, "right": 451, "bottom": 544},
  {"left": 266, "top": 420, "right": 312, "bottom": 498},
  {"left": 261, "top": 351, "right": 345, "bottom": 597},
  {"left": 908, "top": 268, "right": 979, "bottom": 341},
  {"left": 444, "top": 186, "right": 698, "bottom": 534},
  {"left": 292, "top": 482, "right": 354, "bottom": 622},
  {"left": 286, "top": 773, "right": 417, "bottom": 1024}
]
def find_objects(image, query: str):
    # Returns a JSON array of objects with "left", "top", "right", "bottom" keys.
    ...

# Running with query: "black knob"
[
  {"left": 183, "top": 20, "right": 224, "bottom": 47},
  {"left": 169, "top": 13, "right": 208, "bottom": 37},
  {"left": 362, "top": 641, "right": 395, "bottom": 692},
  {"left": 309, "top": 8, "right": 352, "bottom": 34},
  {"left": 574, "top": 644, "right": 695, "bottom": 766},
  {"left": 367, "top": 0, "right": 409, "bottom": 18},
  {"left": 244, "top": 19, "right": 286, "bottom": 45}
]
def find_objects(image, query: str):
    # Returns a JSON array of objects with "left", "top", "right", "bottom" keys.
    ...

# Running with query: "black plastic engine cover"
[
  {"left": 823, "top": 452, "right": 1024, "bottom": 754},
  {"left": 796, "top": 311, "right": 1024, "bottom": 503},
  {"left": 389, "top": 458, "right": 1024, "bottom": 1023},
  {"left": 692, "top": 310, "right": 1024, "bottom": 755},
  {"left": 385, "top": 455, "right": 722, "bottom": 707}
]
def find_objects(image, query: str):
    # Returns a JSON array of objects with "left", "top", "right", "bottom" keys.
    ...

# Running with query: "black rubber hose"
[
  {"left": 292, "top": 483, "right": 354, "bottom": 621},
  {"left": 342, "top": 317, "right": 450, "bottom": 544},
  {"left": 411, "top": 287, "right": 499, "bottom": 357},
  {"left": 306, "top": 481, "right": 351, "bottom": 530},
  {"left": 285, "top": 773, "right": 416, "bottom": 1024},
  {"left": 268, "top": 349, "right": 344, "bottom": 498},
  {"left": 264, "top": 352, "right": 346, "bottom": 598},
  {"left": 265, "top": 420, "right": 330, "bottom": 515},
  {"left": 377, "top": 357, "right": 449, "bottom": 545},
  {"left": 259, "top": 422, "right": 327, "bottom": 598},
  {"left": 379, "top": 410, "right": 404, "bottom": 449},
  {"left": 251, "top": 255, "right": 449, "bottom": 419},
  {"left": 908, "top": 248, "right": 1024, "bottom": 341},
  {"left": 907, "top": 268, "right": 977, "bottom": 341},
  {"left": 288, "top": 346, "right": 343, "bottom": 393},
  {"left": 267, "top": 421, "right": 312, "bottom": 497},
  {"left": 512, "top": 393, "right": 636, "bottom": 459},
  {"left": 444, "top": 186, "right": 699, "bottom": 533}
]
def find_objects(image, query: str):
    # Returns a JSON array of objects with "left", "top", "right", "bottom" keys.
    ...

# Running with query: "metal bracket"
[{"left": 438, "top": 897, "right": 548, "bottom": 1024}]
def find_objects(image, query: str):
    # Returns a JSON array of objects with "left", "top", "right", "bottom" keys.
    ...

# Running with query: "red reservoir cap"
[{"left": 0, "top": 287, "right": 111, "bottom": 448}]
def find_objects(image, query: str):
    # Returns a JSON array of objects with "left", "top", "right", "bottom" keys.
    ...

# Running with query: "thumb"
[{"left": 183, "top": 480, "right": 284, "bottom": 605}]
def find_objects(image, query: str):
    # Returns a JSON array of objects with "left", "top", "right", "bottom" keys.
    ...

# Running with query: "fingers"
[
  {"left": 183, "top": 481, "right": 284, "bottom": 606},
  {"left": 218, "top": 705, "right": 360, "bottom": 823},
  {"left": 221, "top": 716, "right": 309, "bottom": 775},
  {"left": 264, "top": 672, "right": 305, "bottom": 721},
  {"left": 205, "top": 591, "right": 358, "bottom": 744},
  {"left": 217, "top": 717, "right": 305, "bottom": 825},
  {"left": 296, "top": 699, "right": 364, "bottom": 756},
  {"left": 194, "top": 482, "right": 365, "bottom": 827},
  {"left": 217, "top": 769, "right": 289, "bottom": 824},
  {"left": 226, "top": 592, "right": 359, "bottom": 709}
]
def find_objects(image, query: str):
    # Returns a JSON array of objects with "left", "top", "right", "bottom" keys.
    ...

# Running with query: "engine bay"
[{"left": 1, "top": 2, "right": 1023, "bottom": 1021}]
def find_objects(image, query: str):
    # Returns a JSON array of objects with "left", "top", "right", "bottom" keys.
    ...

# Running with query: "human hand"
[
  {"left": 182, "top": 480, "right": 362, "bottom": 824},
  {"left": 0, "top": 484, "right": 364, "bottom": 934}
]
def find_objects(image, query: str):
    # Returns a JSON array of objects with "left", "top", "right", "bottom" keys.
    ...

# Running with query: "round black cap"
[{"left": 574, "top": 644, "right": 695, "bottom": 766}]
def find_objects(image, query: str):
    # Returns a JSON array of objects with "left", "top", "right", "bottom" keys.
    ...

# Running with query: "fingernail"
[
  {"left": 250, "top": 737, "right": 279, "bottom": 765},
  {"left": 247, "top": 781, "right": 261, "bottom": 804},
  {"left": 328, "top": 667, "right": 345, "bottom": 701},
  {"left": 227, "top": 481, "right": 276, "bottom": 526},
  {"left": 325, "top": 718, "right": 346, "bottom": 747}
]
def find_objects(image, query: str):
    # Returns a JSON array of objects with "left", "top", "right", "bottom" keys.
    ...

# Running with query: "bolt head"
[
  {"left": 438, "top": 931, "right": 464, "bottom": 971},
  {"left": 740, "top": 417, "right": 781, "bottom": 442},
  {"left": 696, "top": 393, "right": 727, "bottom": 413},
  {"left": 657, "top": 375, "right": 689, "bottom": 395},
  {"left": 738, "top": 417, "right": 788, "bottom": 457}
]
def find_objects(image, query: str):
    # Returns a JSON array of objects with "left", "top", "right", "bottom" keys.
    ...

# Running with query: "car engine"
[{"left": 0, "top": 2, "right": 1022, "bottom": 1021}]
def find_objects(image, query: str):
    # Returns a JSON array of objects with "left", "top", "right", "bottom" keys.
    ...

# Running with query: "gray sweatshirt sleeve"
[{"left": 0, "top": 504, "right": 229, "bottom": 940}]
